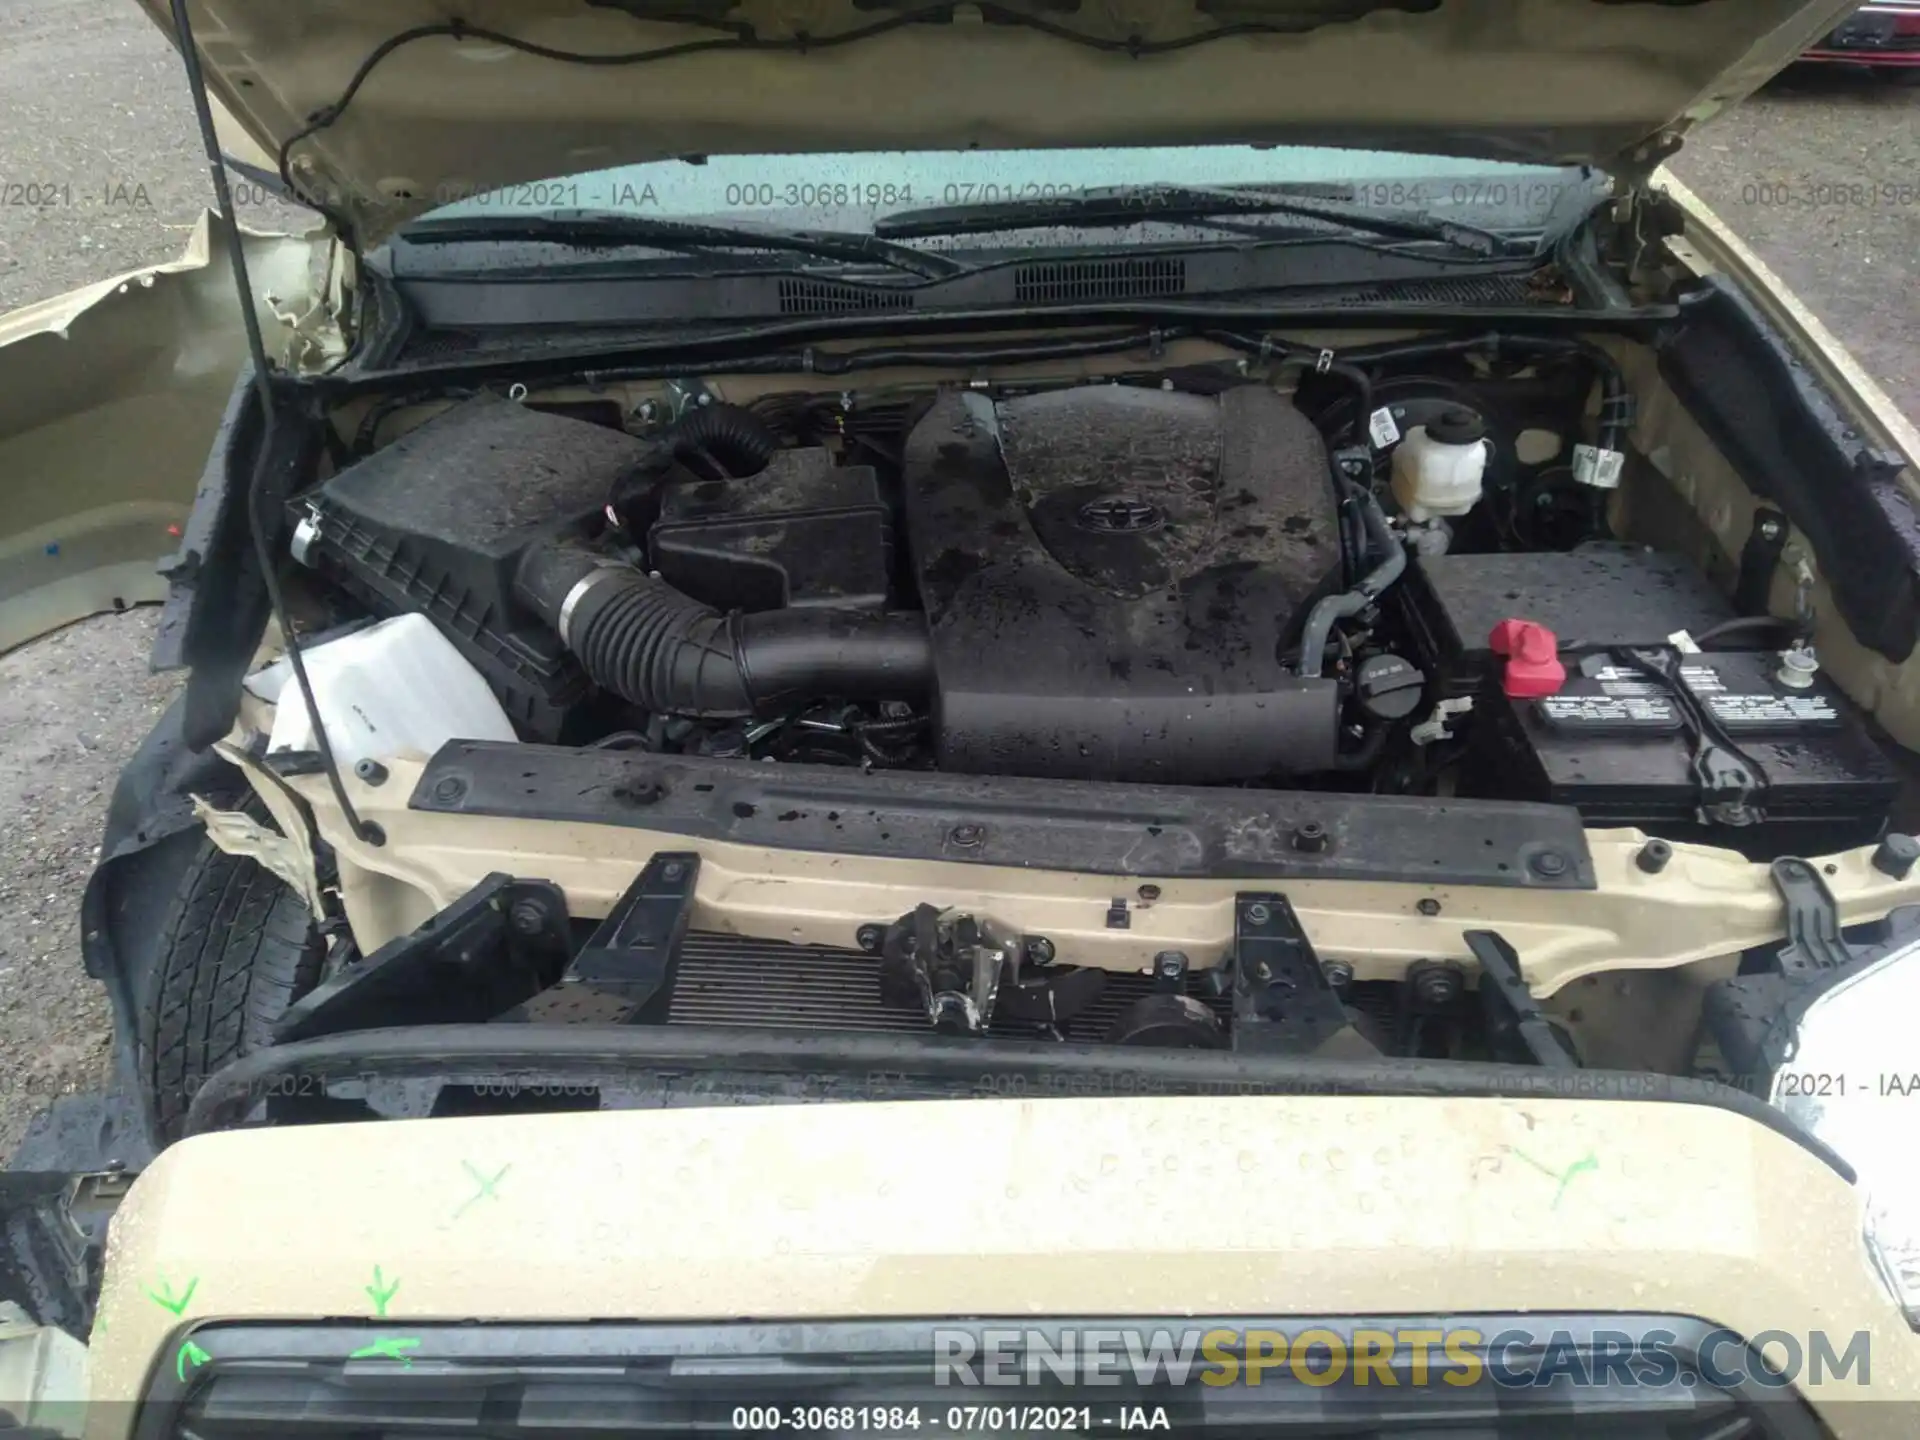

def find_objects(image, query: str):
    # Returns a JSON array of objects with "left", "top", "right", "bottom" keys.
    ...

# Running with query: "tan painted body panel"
[
  {"left": 134, "top": 0, "right": 1862, "bottom": 245},
  {"left": 273, "top": 755, "right": 1920, "bottom": 1002},
  {"left": 84, "top": 1095, "right": 1920, "bottom": 1433},
  {"left": 0, "top": 214, "right": 328, "bottom": 655}
]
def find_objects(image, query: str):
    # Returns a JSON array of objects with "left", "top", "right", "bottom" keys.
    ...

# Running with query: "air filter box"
[
  {"left": 648, "top": 447, "right": 893, "bottom": 611},
  {"left": 293, "top": 395, "right": 653, "bottom": 740}
]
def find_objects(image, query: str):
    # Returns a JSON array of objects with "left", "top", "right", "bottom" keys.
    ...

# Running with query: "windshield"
[{"left": 418, "top": 145, "right": 1587, "bottom": 236}]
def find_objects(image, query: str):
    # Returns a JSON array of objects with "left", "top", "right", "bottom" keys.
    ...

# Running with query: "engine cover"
[{"left": 902, "top": 385, "right": 1344, "bottom": 783}]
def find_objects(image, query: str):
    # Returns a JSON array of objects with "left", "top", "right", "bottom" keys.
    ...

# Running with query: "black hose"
[
  {"left": 1295, "top": 489, "right": 1407, "bottom": 677},
  {"left": 1692, "top": 614, "right": 1798, "bottom": 649},
  {"left": 667, "top": 402, "right": 779, "bottom": 479},
  {"left": 517, "top": 543, "right": 932, "bottom": 719},
  {"left": 1331, "top": 722, "right": 1392, "bottom": 772}
]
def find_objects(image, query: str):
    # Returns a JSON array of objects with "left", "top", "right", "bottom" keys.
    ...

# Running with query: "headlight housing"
[{"left": 1771, "top": 936, "right": 1920, "bottom": 1325}]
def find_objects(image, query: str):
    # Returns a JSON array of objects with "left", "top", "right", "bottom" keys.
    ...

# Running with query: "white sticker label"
[
  {"left": 1709, "top": 693, "right": 1839, "bottom": 726},
  {"left": 1540, "top": 694, "right": 1678, "bottom": 726},
  {"left": 1572, "top": 444, "right": 1626, "bottom": 489},
  {"left": 1590, "top": 663, "right": 1723, "bottom": 697},
  {"left": 1667, "top": 629, "right": 1701, "bottom": 654},
  {"left": 1368, "top": 407, "right": 1401, "bottom": 450}
]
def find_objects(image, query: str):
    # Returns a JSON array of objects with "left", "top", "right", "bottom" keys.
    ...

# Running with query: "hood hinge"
[
  {"left": 1609, "top": 132, "right": 1689, "bottom": 287},
  {"left": 267, "top": 233, "right": 355, "bottom": 372}
]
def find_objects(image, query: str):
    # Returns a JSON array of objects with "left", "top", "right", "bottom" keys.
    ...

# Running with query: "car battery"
[
  {"left": 1399, "top": 542, "right": 1739, "bottom": 699},
  {"left": 1467, "top": 648, "right": 1899, "bottom": 857}
]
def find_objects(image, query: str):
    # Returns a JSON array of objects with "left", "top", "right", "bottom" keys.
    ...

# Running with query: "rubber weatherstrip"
[{"left": 179, "top": 1022, "right": 1854, "bottom": 1183}]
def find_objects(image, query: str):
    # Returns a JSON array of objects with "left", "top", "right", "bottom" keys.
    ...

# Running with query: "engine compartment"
[
  {"left": 209, "top": 320, "right": 1920, "bottom": 1071},
  {"left": 289, "top": 341, "right": 1899, "bottom": 865}
]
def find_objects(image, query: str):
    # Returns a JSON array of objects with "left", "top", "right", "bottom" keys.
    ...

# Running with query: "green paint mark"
[
  {"left": 146, "top": 1274, "right": 199, "bottom": 1316},
  {"left": 350, "top": 1337, "right": 422, "bottom": 1367},
  {"left": 176, "top": 1340, "right": 211, "bottom": 1382},
  {"left": 452, "top": 1160, "right": 510, "bottom": 1220},
  {"left": 366, "top": 1265, "right": 400, "bottom": 1317},
  {"left": 1550, "top": 1152, "right": 1599, "bottom": 1209},
  {"left": 1509, "top": 1146, "right": 1599, "bottom": 1208}
]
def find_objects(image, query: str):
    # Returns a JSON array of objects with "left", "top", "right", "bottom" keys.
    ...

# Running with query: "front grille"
[
  {"left": 777, "top": 276, "right": 917, "bottom": 314},
  {"left": 159, "top": 1317, "right": 1813, "bottom": 1440},
  {"left": 668, "top": 932, "right": 1229, "bottom": 1042},
  {"left": 1013, "top": 255, "right": 1187, "bottom": 303}
]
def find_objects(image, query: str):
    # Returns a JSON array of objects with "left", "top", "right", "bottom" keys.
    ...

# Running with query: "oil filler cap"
[
  {"left": 1356, "top": 653, "right": 1427, "bottom": 722},
  {"left": 1489, "top": 619, "right": 1566, "bottom": 699}
]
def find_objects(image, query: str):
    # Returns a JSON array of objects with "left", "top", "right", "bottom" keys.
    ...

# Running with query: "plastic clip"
[{"left": 1315, "top": 348, "right": 1335, "bottom": 374}]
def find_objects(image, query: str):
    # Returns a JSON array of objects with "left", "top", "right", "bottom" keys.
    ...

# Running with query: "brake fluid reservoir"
[{"left": 1391, "top": 407, "right": 1491, "bottom": 521}]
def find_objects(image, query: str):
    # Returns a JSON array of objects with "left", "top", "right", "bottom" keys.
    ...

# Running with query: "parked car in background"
[{"left": 1803, "top": 2, "right": 1920, "bottom": 76}]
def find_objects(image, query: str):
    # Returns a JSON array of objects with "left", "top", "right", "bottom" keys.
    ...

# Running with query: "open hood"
[{"left": 146, "top": 0, "right": 1856, "bottom": 245}]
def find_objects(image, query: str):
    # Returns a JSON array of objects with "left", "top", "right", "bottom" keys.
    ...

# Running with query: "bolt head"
[
  {"left": 1416, "top": 898, "right": 1442, "bottom": 917},
  {"left": 1247, "top": 902, "right": 1272, "bottom": 925},
  {"left": 1025, "top": 935, "right": 1056, "bottom": 965},
  {"left": 1529, "top": 849, "right": 1569, "bottom": 878},
  {"left": 1137, "top": 883, "right": 1162, "bottom": 903},
  {"left": 1873, "top": 833, "right": 1920, "bottom": 880},
  {"left": 431, "top": 775, "right": 467, "bottom": 804},
  {"left": 1321, "top": 959, "right": 1355, "bottom": 989},
  {"left": 856, "top": 924, "right": 885, "bottom": 953},
  {"left": 509, "top": 899, "right": 547, "bottom": 936},
  {"left": 1292, "top": 821, "right": 1329, "bottom": 854},
  {"left": 949, "top": 823, "right": 985, "bottom": 847}
]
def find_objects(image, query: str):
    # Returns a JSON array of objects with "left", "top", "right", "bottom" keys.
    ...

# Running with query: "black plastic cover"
[
  {"left": 648, "top": 447, "right": 892, "bottom": 610},
  {"left": 298, "top": 395, "right": 652, "bottom": 739},
  {"left": 901, "top": 385, "right": 1344, "bottom": 783},
  {"left": 1402, "top": 542, "right": 1737, "bottom": 698},
  {"left": 411, "top": 740, "right": 1598, "bottom": 888}
]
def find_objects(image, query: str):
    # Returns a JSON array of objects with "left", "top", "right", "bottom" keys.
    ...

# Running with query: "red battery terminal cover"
[{"left": 1489, "top": 619, "right": 1566, "bottom": 698}]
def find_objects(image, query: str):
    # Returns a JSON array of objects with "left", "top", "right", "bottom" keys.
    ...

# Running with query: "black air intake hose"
[
  {"left": 517, "top": 543, "right": 932, "bottom": 719},
  {"left": 666, "top": 402, "right": 778, "bottom": 480}
]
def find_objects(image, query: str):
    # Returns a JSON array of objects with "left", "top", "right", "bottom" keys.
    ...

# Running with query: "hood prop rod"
[{"left": 166, "top": 0, "right": 374, "bottom": 845}]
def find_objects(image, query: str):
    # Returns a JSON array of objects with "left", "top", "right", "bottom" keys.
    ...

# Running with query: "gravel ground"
[
  {"left": 0, "top": 611, "right": 178, "bottom": 1159},
  {"left": 0, "top": 1, "right": 1916, "bottom": 1157}
]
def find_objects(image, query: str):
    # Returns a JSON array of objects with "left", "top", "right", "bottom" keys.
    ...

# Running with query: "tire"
[{"left": 139, "top": 833, "right": 324, "bottom": 1142}]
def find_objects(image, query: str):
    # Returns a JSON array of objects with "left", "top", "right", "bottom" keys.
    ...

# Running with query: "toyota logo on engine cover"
[{"left": 1076, "top": 498, "right": 1164, "bottom": 533}]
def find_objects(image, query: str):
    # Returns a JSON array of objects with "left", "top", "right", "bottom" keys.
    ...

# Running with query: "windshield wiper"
[
  {"left": 400, "top": 209, "right": 964, "bottom": 281},
  {"left": 874, "top": 184, "right": 1532, "bottom": 258}
]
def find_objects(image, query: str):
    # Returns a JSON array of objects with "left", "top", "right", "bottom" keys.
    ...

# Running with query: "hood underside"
[{"left": 148, "top": 0, "right": 1856, "bottom": 244}]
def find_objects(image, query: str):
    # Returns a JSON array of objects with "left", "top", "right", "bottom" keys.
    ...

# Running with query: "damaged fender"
[{"left": 0, "top": 210, "right": 333, "bottom": 656}]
